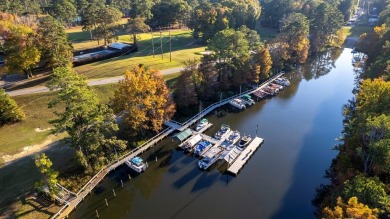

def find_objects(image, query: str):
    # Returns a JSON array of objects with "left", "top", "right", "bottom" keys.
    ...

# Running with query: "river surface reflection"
[{"left": 70, "top": 48, "right": 356, "bottom": 219}]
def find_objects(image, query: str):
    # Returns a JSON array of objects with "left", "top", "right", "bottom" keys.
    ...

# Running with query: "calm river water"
[{"left": 70, "top": 48, "right": 356, "bottom": 219}]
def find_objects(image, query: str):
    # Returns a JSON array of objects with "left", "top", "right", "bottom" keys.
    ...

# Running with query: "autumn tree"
[
  {"left": 0, "top": 89, "right": 25, "bottom": 125},
  {"left": 1, "top": 21, "right": 41, "bottom": 78},
  {"left": 126, "top": 17, "right": 150, "bottom": 46},
  {"left": 257, "top": 48, "right": 273, "bottom": 80},
  {"left": 323, "top": 197, "right": 379, "bottom": 219},
  {"left": 173, "top": 60, "right": 199, "bottom": 109},
  {"left": 36, "top": 16, "right": 73, "bottom": 68},
  {"left": 34, "top": 153, "right": 59, "bottom": 199},
  {"left": 111, "top": 66, "right": 176, "bottom": 136},
  {"left": 279, "top": 12, "right": 310, "bottom": 64},
  {"left": 48, "top": 67, "right": 127, "bottom": 172}
]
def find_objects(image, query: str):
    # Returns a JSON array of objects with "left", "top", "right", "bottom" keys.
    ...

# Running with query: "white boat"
[
  {"left": 237, "top": 135, "right": 252, "bottom": 150},
  {"left": 180, "top": 134, "right": 202, "bottom": 150},
  {"left": 229, "top": 98, "right": 246, "bottom": 110},
  {"left": 198, "top": 145, "right": 224, "bottom": 169},
  {"left": 125, "top": 157, "right": 147, "bottom": 173},
  {"left": 195, "top": 118, "right": 209, "bottom": 131},
  {"left": 240, "top": 94, "right": 255, "bottom": 106},
  {"left": 225, "top": 131, "right": 240, "bottom": 144},
  {"left": 214, "top": 124, "right": 231, "bottom": 140}
]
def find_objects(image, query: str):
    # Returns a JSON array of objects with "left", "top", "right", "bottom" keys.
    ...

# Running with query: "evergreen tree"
[{"left": 0, "top": 89, "right": 25, "bottom": 125}]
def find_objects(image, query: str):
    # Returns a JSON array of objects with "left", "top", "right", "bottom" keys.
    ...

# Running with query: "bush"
[{"left": 0, "top": 89, "right": 25, "bottom": 125}]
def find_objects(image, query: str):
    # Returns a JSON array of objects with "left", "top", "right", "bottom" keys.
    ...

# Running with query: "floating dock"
[{"left": 227, "top": 137, "right": 264, "bottom": 175}]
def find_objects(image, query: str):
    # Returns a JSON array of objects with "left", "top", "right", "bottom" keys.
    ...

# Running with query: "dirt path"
[{"left": 1, "top": 135, "right": 61, "bottom": 165}]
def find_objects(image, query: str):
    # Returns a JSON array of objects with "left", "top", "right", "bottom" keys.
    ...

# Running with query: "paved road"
[{"left": 7, "top": 67, "right": 185, "bottom": 97}]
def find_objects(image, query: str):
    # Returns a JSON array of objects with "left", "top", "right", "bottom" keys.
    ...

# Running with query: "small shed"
[{"left": 173, "top": 128, "right": 193, "bottom": 142}]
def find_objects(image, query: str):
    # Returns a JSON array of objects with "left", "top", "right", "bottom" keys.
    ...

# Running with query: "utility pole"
[
  {"left": 169, "top": 23, "right": 172, "bottom": 62},
  {"left": 159, "top": 26, "right": 163, "bottom": 60},
  {"left": 151, "top": 28, "right": 155, "bottom": 58}
]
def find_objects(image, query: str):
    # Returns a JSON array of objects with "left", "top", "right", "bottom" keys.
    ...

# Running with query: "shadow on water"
[
  {"left": 191, "top": 171, "right": 220, "bottom": 193},
  {"left": 173, "top": 167, "right": 202, "bottom": 189}
]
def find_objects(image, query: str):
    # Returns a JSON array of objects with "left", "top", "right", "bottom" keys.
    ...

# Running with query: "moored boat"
[
  {"left": 225, "top": 130, "right": 240, "bottom": 144},
  {"left": 193, "top": 140, "right": 212, "bottom": 155},
  {"left": 240, "top": 94, "right": 255, "bottom": 106},
  {"left": 214, "top": 124, "right": 231, "bottom": 140},
  {"left": 125, "top": 157, "right": 148, "bottom": 173},
  {"left": 229, "top": 98, "right": 246, "bottom": 110},
  {"left": 195, "top": 118, "right": 209, "bottom": 131},
  {"left": 237, "top": 134, "right": 252, "bottom": 150}
]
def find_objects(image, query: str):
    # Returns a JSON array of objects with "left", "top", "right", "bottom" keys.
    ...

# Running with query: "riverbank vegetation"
[{"left": 314, "top": 1, "right": 390, "bottom": 218}]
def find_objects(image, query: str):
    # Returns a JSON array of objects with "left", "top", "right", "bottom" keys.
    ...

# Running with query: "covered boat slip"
[{"left": 227, "top": 137, "right": 264, "bottom": 175}]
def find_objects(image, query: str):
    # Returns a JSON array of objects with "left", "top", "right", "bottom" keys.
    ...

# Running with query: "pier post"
[
  {"left": 128, "top": 174, "right": 131, "bottom": 180},
  {"left": 155, "top": 156, "right": 157, "bottom": 162},
  {"left": 121, "top": 180, "right": 123, "bottom": 187},
  {"left": 113, "top": 189, "right": 116, "bottom": 197},
  {"left": 105, "top": 199, "right": 108, "bottom": 206},
  {"left": 96, "top": 210, "right": 99, "bottom": 218}
]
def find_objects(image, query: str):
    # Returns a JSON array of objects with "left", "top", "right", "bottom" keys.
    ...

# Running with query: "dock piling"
[
  {"left": 105, "top": 198, "right": 108, "bottom": 206},
  {"left": 96, "top": 210, "right": 99, "bottom": 218},
  {"left": 155, "top": 156, "right": 157, "bottom": 162},
  {"left": 121, "top": 180, "right": 123, "bottom": 187},
  {"left": 113, "top": 189, "right": 116, "bottom": 197}
]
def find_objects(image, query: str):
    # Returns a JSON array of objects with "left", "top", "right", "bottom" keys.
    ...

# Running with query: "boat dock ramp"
[{"left": 227, "top": 137, "right": 264, "bottom": 175}]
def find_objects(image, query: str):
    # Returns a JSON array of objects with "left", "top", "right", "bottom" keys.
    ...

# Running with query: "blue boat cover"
[{"left": 131, "top": 157, "right": 143, "bottom": 165}]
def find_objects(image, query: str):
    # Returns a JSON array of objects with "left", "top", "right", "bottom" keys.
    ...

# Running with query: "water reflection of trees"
[{"left": 302, "top": 49, "right": 342, "bottom": 80}]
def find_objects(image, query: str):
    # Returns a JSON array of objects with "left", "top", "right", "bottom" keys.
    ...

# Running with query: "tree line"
[
  {"left": 172, "top": 0, "right": 351, "bottom": 112},
  {"left": 314, "top": 2, "right": 390, "bottom": 218}
]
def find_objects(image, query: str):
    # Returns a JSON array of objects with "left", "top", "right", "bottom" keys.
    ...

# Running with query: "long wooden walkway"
[
  {"left": 52, "top": 128, "right": 174, "bottom": 219},
  {"left": 52, "top": 72, "right": 284, "bottom": 218},
  {"left": 168, "top": 72, "right": 284, "bottom": 132}
]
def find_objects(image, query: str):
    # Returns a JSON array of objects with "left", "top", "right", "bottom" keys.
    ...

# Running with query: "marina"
[{"left": 52, "top": 72, "right": 289, "bottom": 218}]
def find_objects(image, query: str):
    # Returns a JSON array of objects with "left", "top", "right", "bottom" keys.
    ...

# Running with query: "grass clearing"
[
  {"left": 342, "top": 25, "right": 374, "bottom": 37},
  {"left": 257, "top": 25, "right": 278, "bottom": 42},
  {"left": 74, "top": 30, "right": 205, "bottom": 79}
]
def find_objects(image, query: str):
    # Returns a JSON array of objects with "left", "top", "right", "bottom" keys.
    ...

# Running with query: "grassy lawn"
[
  {"left": 342, "top": 25, "right": 374, "bottom": 37},
  {"left": 74, "top": 30, "right": 205, "bottom": 79},
  {"left": 0, "top": 74, "right": 179, "bottom": 159},
  {"left": 0, "top": 84, "right": 115, "bottom": 158}
]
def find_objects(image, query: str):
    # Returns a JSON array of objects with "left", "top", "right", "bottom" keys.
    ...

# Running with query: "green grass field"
[
  {"left": 73, "top": 30, "right": 205, "bottom": 79},
  {"left": 342, "top": 25, "right": 374, "bottom": 37}
]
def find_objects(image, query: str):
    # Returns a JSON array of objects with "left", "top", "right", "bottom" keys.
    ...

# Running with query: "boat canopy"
[
  {"left": 173, "top": 128, "right": 193, "bottom": 142},
  {"left": 131, "top": 157, "right": 144, "bottom": 165},
  {"left": 243, "top": 94, "right": 252, "bottom": 99}
]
